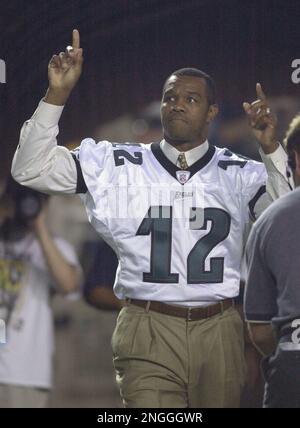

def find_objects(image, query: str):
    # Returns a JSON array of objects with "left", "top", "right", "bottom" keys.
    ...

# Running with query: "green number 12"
[{"left": 136, "top": 206, "right": 231, "bottom": 284}]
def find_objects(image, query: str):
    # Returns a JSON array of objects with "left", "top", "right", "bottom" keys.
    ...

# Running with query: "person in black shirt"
[{"left": 245, "top": 114, "right": 300, "bottom": 408}]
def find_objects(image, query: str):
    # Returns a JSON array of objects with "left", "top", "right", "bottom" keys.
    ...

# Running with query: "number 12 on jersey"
[{"left": 136, "top": 206, "right": 231, "bottom": 284}]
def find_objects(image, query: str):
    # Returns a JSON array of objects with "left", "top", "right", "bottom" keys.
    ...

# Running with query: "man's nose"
[{"left": 172, "top": 99, "right": 185, "bottom": 112}]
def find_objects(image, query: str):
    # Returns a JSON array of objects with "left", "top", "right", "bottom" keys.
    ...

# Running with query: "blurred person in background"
[
  {"left": 0, "top": 179, "right": 82, "bottom": 408},
  {"left": 244, "top": 114, "right": 300, "bottom": 407}
]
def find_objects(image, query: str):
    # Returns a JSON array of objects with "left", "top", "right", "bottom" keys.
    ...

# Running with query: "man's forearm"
[
  {"left": 260, "top": 140, "right": 279, "bottom": 155},
  {"left": 37, "top": 225, "right": 81, "bottom": 294}
]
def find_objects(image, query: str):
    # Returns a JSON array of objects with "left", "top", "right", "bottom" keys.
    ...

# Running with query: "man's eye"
[
  {"left": 188, "top": 97, "right": 197, "bottom": 103},
  {"left": 165, "top": 96, "right": 175, "bottom": 102}
]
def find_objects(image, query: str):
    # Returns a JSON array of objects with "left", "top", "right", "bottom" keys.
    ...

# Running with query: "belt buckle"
[{"left": 187, "top": 307, "right": 193, "bottom": 321}]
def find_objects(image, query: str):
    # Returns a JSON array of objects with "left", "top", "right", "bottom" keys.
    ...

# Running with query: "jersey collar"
[
  {"left": 160, "top": 139, "right": 209, "bottom": 166},
  {"left": 151, "top": 141, "right": 216, "bottom": 183}
]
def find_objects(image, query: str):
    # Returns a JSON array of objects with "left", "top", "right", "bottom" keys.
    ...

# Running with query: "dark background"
[{"left": 1, "top": 0, "right": 300, "bottom": 176}]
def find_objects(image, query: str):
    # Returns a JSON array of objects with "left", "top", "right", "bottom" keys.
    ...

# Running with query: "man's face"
[{"left": 161, "top": 75, "right": 217, "bottom": 144}]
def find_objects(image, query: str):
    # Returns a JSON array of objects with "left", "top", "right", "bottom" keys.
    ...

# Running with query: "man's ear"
[{"left": 207, "top": 104, "right": 219, "bottom": 124}]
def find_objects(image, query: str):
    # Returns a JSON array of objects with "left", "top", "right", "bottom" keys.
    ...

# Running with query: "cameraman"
[{"left": 0, "top": 179, "right": 82, "bottom": 408}]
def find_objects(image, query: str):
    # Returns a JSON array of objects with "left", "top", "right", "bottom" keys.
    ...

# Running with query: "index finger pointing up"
[
  {"left": 256, "top": 82, "right": 267, "bottom": 101},
  {"left": 72, "top": 29, "right": 80, "bottom": 49}
]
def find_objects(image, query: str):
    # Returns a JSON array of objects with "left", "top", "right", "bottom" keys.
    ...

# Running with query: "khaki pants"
[
  {"left": 0, "top": 384, "right": 49, "bottom": 408},
  {"left": 112, "top": 304, "right": 246, "bottom": 408}
]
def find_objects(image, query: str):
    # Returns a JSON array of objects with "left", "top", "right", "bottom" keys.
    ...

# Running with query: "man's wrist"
[
  {"left": 33, "top": 222, "right": 48, "bottom": 241},
  {"left": 44, "top": 87, "right": 71, "bottom": 106},
  {"left": 260, "top": 140, "right": 279, "bottom": 155}
]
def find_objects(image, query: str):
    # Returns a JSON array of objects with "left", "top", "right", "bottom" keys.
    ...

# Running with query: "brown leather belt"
[{"left": 126, "top": 298, "right": 234, "bottom": 321}]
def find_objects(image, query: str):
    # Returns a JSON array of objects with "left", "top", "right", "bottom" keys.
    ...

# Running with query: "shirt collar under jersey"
[{"left": 160, "top": 139, "right": 209, "bottom": 167}]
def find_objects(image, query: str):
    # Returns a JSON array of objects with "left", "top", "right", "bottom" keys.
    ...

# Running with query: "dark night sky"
[{"left": 1, "top": 0, "right": 300, "bottom": 175}]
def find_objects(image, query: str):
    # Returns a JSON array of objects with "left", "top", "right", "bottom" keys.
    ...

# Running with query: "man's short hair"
[
  {"left": 163, "top": 68, "right": 217, "bottom": 106},
  {"left": 283, "top": 114, "right": 300, "bottom": 155}
]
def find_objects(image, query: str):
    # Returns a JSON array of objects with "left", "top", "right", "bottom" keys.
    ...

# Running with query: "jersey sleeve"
[
  {"left": 259, "top": 144, "right": 294, "bottom": 197},
  {"left": 11, "top": 100, "right": 78, "bottom": 194},
  {"left": 77, "top": 139, "right": 111, "bottom": 188},
  {"left": 238, "top": 159, "right": 269, "bottom": 221},
  {"left": 69, "top": 139, "right": 111, "bottom": 195},
  {"left": 76, "top": 139, "right": 115, "bottom": 228},
  {"left": 69, "top": 146, "right": 88, "bottom": 193},
  {"left": 240, "top": 145, "right": 292, "bottom": 221}
]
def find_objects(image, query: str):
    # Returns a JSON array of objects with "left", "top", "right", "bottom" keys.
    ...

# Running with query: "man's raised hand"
[
  {"left": 45, "top": 29, "right": 83, "bottom": 105},
  {"left": 243, "top": 83, "right": 278, "bottom": 154}
]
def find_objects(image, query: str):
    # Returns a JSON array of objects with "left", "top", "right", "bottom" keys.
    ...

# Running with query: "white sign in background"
[
  {"left": 291, "top": 59, "right": 300, "bottom": 84},
  {"left": 0, "top": 59, "right": 6, "bottom": 84}
]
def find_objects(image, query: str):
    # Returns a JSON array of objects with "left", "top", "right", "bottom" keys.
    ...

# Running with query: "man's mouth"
[{"left": 168, "top": 115, "right": 188, "bottom": 123}]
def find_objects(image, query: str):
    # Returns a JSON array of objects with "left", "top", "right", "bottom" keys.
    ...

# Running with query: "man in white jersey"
[{"left": 11, "top": 30, "right": 292, "bottom": 407}]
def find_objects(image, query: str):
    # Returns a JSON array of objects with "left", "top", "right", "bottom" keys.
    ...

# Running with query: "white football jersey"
[{"left": 76, "top": 140, "right": 267, "bottom": 306}]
